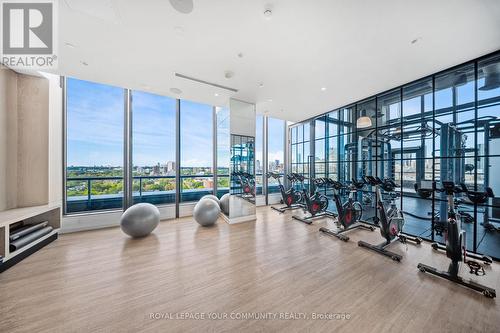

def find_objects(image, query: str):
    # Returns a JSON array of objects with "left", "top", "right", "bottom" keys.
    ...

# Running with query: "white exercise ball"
[
  {"left": 201, "top": 194, "right": 220, "bottom": 205},
  {"left": 120, "top": 203, "right": 160, "bottom": 238},
  {"left": 194, "top": 198, "right": 221, "bottom": 226},
  {"left": 219, "top": 193, "right": 230, "bottom": 215}
]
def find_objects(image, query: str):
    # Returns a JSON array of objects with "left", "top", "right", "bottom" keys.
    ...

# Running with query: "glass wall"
[
  {"left": 255, "top": 115, "right": 264, "bottom": 195},
  {"left": 132, "top": 91, "right": 176, "bottom": 205},
  {"left": 290, "top": 123, "right": 310, "bottom": 178},
  {"left": 66, "top": 79, "right": 287, "bottom": 213},
  {"left": 268, "top": 118, "right": 285, "bottom": 193},
  {"left": 66, "top": 78, "right": 124, "bottom": 213},
  {"left": 216, "top": 107, "right": 230, "bottom": 197},
  {"left": 476, "top": 54, "right": 500, "bottom": 256},
  {"left": 180, "top": 100, "right": 214, "bottom": 202},
  {"left": 290, "top": 51, "right": 500, "bottom": 259}
]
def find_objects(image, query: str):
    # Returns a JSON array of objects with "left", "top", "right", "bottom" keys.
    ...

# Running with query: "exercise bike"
[
  {"left": 358, "top": 176, "right": 422, "bottom": 261},
  {"left": 319, "top": 178, "right": 375, "bottom": 241},
  {"left": 267, "top": 172, "right": 303, "bottom": 213},
  {"left": 232, "top": 171, "right": 255, "bottom": 197},
  {"left": 417, "top": 181, "right": 496, "bottom": 298},
  {"left": 292, "top": 178, "right": 336, "bottom": 224}
]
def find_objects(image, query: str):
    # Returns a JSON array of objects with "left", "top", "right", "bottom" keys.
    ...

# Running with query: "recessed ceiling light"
[
  {"left": 170, "top": 87, "right": 182, "bottom": 94},
  {"left": 259, "top": 83, "right": 264, "bottom": 88},
  {"left": 169, "top": 0, "right": 193, "bottom": 14},
  {"left": 64, "top": 42, "right": 76, "bottom": 48},
  {"left": 214, "top": 93, "right": 219, "bottom": 97},
  {"left": 263, "top": 9, "right": 272, "bottom": 19},
  {"left": 268, "top": 99, "right": 273, "bottom": 102},
  {"left": 237, "top": 52, "right": 244, "bottom": 58},
  {"left": 411, "top": 37, "right": 422, "bottom": 45},
  {"left": 224, "top": 70, "right": 234, "bottom": 79},
  {"left": 321, "top": 87, "right": 327, "bottom": 91},
  {"left": 80, "top": 61, "right": 88, "bottom": 66}
]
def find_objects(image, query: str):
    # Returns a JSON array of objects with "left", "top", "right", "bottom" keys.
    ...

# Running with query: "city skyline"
[{"left": 67, "top": 158, "right": 284, "bottom": 173}]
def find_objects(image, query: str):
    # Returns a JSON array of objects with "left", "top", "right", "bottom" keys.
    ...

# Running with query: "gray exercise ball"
[
  {"left": 219, "top": 193, "right": 230, "bottom": 215},
  {"left": 194, "top": 198, "right": 221, "bottom": 226},
  {"left": 120, "top": 203, "right": 160, "bottom": 238},
  {"left": 201, "top": 194, "right": 220, "bottom": 205}
]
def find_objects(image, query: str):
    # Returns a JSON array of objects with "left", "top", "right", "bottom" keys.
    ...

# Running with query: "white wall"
[
  {"left": 0, "top": 69, "right": 19, "bottom": 211},
  {"left": 42, "top": 73, "right": 63, "bottom": 206},
  {"left": 0, "top": 70, "right": 62, "bottom": 213},
  {"left": 0, "top": 69, "right": 13, "bottom": 210}
]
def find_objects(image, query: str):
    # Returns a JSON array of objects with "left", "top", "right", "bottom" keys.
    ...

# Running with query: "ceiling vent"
[{"left": 175, "top": 73, "right": 238, "bottom": 93}]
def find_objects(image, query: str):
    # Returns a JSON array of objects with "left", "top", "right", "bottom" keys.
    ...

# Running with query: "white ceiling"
[{"left": 52, "top": 0, "right": 500, "bottom": 122}]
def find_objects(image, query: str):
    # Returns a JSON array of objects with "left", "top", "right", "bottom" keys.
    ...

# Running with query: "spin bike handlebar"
[
  {"left": 415, "top": 181, "right": 471, "bottom": 197},
  {"left": 313, "top": 178, "right": 326, "bottom": 187},
  {"left": 292, "top": 173, "right": 306, "bottom": 183},
  {"left": 461, "top": 185, "right": 494, "bottom": 204},
  {"left": 266, "top": 171, "right": 280, "bottom": 179},
  {"left": 322, "top": 178, "right": 343, "bottom": 190},
  {"left": 363, "top": 176, "right": 398, "bottom": 192},
  {"left": 437, "top": 181, "right": 466, "bottom": 195},
  {"left": 363, "top": 175, "right": 380, "bottom": 186},
  {"left": 351, "top": 178, "right": 366, "bottom": 189}
]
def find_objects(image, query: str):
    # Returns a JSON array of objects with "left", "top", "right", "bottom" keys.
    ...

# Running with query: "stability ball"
[
  {"left": 120, "top": 203, "right": 160, "bottom": 238},
  {"left": 219, "top": 193, "right": 230, "bottom": 215},
  {"left": 194, "top": 198, "right": 221, "bottom": 226},
  {"left": 201, "top": 194, "right": 220, "bottom": 205}
]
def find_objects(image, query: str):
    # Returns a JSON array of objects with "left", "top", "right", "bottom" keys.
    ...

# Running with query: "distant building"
[
  {"left": 167, "top": 161, "right": 175, "bottom": 172},
  {"left": 256, "top": 160, "right": 261, "bottom": 173},
  {"left": 203, "top": 178, "right": 213, "bottom": 188},
  {"left": 153, "top": 163, "right": 160, "bottom": 175}
]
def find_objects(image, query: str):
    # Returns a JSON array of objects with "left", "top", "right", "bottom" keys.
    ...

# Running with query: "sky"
[{"left": 67, "top": 78, "right": 285, "bottom": 167}]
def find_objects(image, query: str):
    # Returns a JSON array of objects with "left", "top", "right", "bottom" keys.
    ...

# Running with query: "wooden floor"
[{"left": 1, "top": 206, "right": 500, "bottom": 333}]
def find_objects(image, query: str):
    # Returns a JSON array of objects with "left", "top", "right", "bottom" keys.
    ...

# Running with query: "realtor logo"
[{"left": 1, "top": 0, "right": 58, "bottom": 69}]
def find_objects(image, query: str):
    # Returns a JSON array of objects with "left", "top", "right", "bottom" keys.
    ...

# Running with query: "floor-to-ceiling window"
[
  {"left": 132, "top": 91, "right": 176, "bottom": 205},
  {"left": 325, "top": 111, "right": 340, "bottom": 181},
  {"left": 216, "top": 106, "right": 230, "bottom": 197},
  {"left": 255, "top": 115, "right": 264, "bottom": 195},
  {"left": 180, "top": 100, "right": 214, "bottom": 202},
  {"left": 475, "top": 53, "right": 500, "bottom": 255},
  {"left": 267, "top": 118, "right": 285, "bottom": 193},
  {"left": 314, "top": 116, "right": 327, "bottom": 180},
  {"left": 66, "top": 80, "right": 287, "bottom": 214},
  {"left": 290, "top": 123, "right": 310, "bottom": 178},
  {"left": 65, "top": 78, "right": 125, "bottom": 213},
  {"left": 292, "top": 51, "right": 500, "bottom": 259}
]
